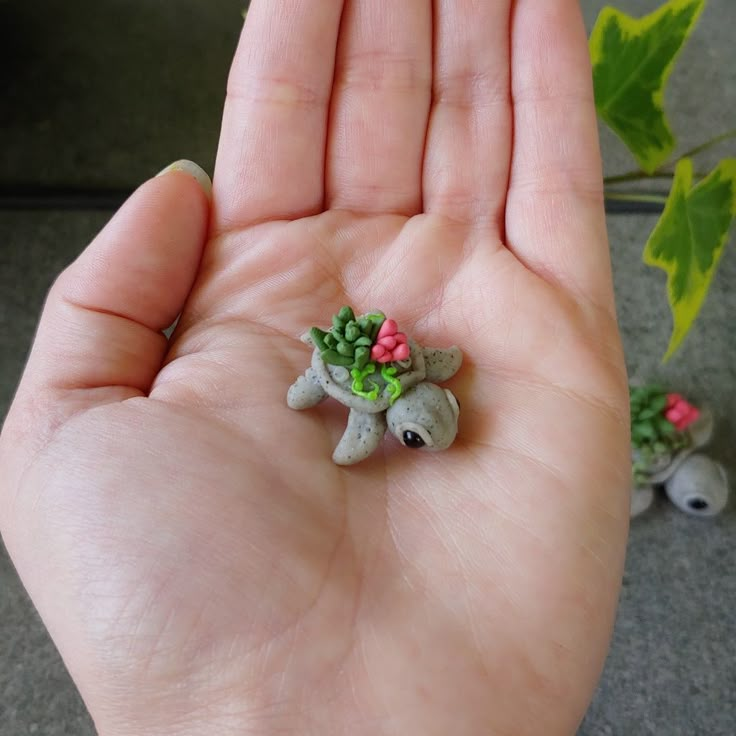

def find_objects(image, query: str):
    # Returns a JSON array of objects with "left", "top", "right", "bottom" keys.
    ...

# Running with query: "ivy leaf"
[
  {"left": 590, "top": 0, "right": 704, "bottom": 173},
  {"left": 643, "top": 158, "right": 736, "bottom": 359}
]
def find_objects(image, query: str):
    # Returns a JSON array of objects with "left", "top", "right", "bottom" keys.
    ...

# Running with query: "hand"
[{"left": 0, "top": 2, "right": 630, "bottom": 734}]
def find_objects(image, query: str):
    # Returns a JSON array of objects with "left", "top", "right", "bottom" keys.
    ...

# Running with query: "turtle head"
[{"left": 386, "top": 383, "right": 460, "bottom": 452}]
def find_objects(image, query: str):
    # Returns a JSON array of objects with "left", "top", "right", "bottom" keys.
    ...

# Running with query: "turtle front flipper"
[
  {"left": 422, "top": 346, "right": 463, "bottom": 382},
  {"left": 287, "top": 367, "right": 327, "bottom": 409},
  {"left": 333, "top": 410, "right": 387, "bottom": 466}
]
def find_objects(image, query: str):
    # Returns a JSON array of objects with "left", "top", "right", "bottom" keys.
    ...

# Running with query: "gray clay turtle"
[
  {"left": 288, "top": 334, "right": 462, "bottom": 465},
  {"left": 631, "top": 408, "right": 729, "bottom": 518}
]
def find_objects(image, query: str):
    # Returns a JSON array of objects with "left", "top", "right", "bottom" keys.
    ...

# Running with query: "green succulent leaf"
[
  {"left": 590, "top": 0, "right": 705, "bottom": 173},
  {"left": 321, "top": 349, "right": 354, "bottom": 367},
  {"left": 338, "top": 306, "right": 355, "bottom": 323},
  {"left": 649, "top": 394, "right": 669, "bottom": 413},
  {"left": 643, "top": 158, "right": 736, "bottom": 359},
  {"left": 637, "top": 407, "right": 657, "bottom": 420},
  {"left": 354, "top": 346, "right": 370, "bottom": 370},
  {"left": 369, "top": 319, "right": 384, "bottom": 341},
  {"left": 632, "top": 427, "right": 646, "bottom": 444},
  {"left": 345, "top": 323, "right": 360, "bottom": 342},
  {"left": 656, "top": 416, "right": 676, "bottom": 436},
  {"left": 337, "top": 341, "right": 354, "bottom": 357},
  {"left": 638, "top": 421, "right": 657, "bottom": 440},
  {"left": 313, "top": 307, "right": 391, "bottom": 376},
  {"left": 630, "top": 385, "right": 664, "bottom": 404},
  {"left": 310, "top": 327, "right": 328, "bottom": 353}
]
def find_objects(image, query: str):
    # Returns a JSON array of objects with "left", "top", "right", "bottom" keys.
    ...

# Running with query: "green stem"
[
  {"left": 604, "top": 191, "right": 669, "bottom": 205},
  {"left": 351, "top": 364, "right": 379, "bottom": 401},
  {"left": 604, "top": 170, "right": 710, "bottom": 185},
  {"left": 381, "top": 365, "right": 403, "bottom": 405},
  {"left": 604, "top": 171, "right": 675, "bottom": 185},
  {"left": 604, "top": 128, "right": 736, "bottom": 186},
  {"left": 676, "top": 127, "right": 736, "bottom": 161}
]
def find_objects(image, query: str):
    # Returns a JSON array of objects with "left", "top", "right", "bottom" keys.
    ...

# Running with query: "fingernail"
[{"left": 157, "top": 159, "right": 212, "bottom": 200}]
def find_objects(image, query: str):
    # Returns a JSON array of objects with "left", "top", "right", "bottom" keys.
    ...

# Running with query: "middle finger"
[
  {"left": 423, "top": 0, "right": 514, "bottom": 230},
  {"left": 326, "top": 0, "right": 433, "bottom": 216}
]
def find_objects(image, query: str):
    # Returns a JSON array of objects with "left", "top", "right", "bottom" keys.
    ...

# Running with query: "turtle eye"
[
  {"left": 395, "top": 422, "right": 434, "bottom": 449},
  {"left": 402, "top": 430, "right": 426, "bottom": 449}
]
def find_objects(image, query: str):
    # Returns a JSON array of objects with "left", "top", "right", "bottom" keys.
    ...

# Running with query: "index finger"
[{"left": 213, "top": 1, "right": 345, "bottom": 233}]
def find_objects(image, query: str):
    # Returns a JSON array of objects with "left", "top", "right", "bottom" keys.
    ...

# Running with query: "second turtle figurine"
[{"left": 630, "top": 385, "right": 729, "bottom": 517}]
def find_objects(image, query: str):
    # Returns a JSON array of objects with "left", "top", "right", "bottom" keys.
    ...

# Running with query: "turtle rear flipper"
[
  {"left": 423, "top": 346, "right": 462, "bottom": 382},
  {"left": 287, "top": 368, "right": 327, "bottom": 410},
  {"left": 333, "top": 410, "right": 387, "bottom": 466}
]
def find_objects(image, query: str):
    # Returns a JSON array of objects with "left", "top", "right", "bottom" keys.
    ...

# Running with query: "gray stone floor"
[{"left": 1, "top": 1, "right": 734, "bottom": 734}]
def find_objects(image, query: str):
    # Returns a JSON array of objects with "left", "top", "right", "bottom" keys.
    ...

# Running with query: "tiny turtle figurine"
[
  {"left": 630, "top": 385, "right": 729, "bottom": 517},
  {"left": 287, "top": 307, "right": 462, "bottom": 465}
]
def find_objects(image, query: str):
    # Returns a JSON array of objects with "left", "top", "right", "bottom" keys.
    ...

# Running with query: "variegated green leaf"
[
  {"left": 643, "top": 158, "right": 736, "bottom": 359},
  {"left": 590, "top": 0, "right": 704, "bottom": 173}
]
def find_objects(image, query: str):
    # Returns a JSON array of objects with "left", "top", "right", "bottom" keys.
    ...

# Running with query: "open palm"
[{"left": 1, "top": 2, "right": 630, "bottom": 735}]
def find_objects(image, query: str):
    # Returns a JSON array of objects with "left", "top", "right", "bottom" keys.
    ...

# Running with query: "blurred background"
[{"left": 1, "top": 1, "right": 734, "bottom": 734}]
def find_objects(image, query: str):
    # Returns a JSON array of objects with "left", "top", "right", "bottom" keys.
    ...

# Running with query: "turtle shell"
[
  {"left": 633, "top": 407, "right": 714, "bottom": 484},
  {"left": 311, "top": 340, "right": 426, "bottom": 413}
]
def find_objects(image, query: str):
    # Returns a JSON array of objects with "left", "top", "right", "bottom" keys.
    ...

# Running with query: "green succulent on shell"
[
  {"left": 630, "top": 385, "right": 675, "bottom": 449},
  {"left": 310, "top": 306, "right": 385, "bottom": 372},
  {"left": 630, "top": 384, "right": 689, "bottom": 484}
]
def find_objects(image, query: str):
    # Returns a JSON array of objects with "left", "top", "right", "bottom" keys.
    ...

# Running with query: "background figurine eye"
[{"left": 402, "top": 430, "right": 426, "bottom": 449}]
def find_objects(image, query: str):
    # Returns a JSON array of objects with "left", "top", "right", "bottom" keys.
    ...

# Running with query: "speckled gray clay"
[
  {"left": 664, "top": 454, "right": 729, "bottom": 517},
  {"left": 287, "top": 337, "right": 462, "bottom": 465},
  {"left": 631, "top": 408, "right": 730, "bottom": 517},
  {"left": 386, "top": 382, "right": 460, "bottom": 452}
]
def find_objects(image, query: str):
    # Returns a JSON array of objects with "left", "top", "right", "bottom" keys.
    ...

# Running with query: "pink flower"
[
  {"left": 664, "top": 393, "right": 700, "bottom": 432},
  {"left": 371, "top": 319, "right": 410, "bottom": 364}
]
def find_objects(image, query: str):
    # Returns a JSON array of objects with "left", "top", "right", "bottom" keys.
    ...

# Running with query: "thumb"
[{"left": 10, "top": 159, "right": 211, "bottom": 419}]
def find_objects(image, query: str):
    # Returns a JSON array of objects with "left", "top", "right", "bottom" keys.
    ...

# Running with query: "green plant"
[
  {"left": 629, "top": 385, "right": 690, "bottom": 484},
  {"left": 309, "top": 307, "right": 406, "bottom": 403},
  {"left": 591, "top": 0, "right": 736, "bottom": 359},
  {"left": 310, "top": 306, "right": 383, "bottom": 372}
]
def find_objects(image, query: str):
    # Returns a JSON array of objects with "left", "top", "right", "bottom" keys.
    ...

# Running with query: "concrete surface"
[{"left": 1, "top": 1, "right": 734, "bottom": 734}]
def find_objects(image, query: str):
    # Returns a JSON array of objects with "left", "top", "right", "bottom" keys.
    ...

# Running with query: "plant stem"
[
  {"left": 604, "top": 191, "right": 669, "bottom": 205},
  {"left": 603, "top": 128, "right": 736, "bottom": 186},
  {"left": 676, "top": 127, "right": 736, "bottom": 161},
  {"left": 604, "top": 171, "right": 676, "bottom": 184},
  {"left": 604, "top": 170, "right": 708, "bottom": 185}
]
